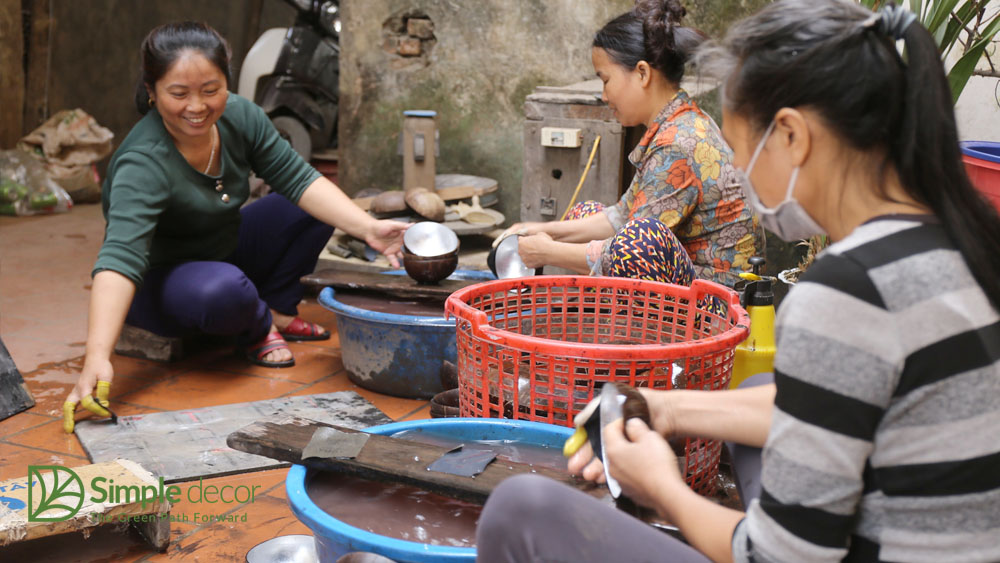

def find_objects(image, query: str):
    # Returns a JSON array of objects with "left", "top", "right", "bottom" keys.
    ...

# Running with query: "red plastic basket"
[{"left": 445, "top": 276, "right": 750, "bottom": 494}]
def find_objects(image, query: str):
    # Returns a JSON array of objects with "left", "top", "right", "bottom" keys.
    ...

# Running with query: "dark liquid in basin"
[
  {"left": 305, "top": 432, "right": 570, "bottom": 547},
  {"left": 334, "top": 290, "right": 445, "bottom": 318}
]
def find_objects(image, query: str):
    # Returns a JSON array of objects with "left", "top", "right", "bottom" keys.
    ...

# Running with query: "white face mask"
[{"left": 740, "top": 121, "right": 826, "bottom": 242}]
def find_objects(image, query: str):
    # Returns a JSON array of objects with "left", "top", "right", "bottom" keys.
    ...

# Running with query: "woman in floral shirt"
[{"left": 510, "top": 0, "right": 762, "bottom": 287}]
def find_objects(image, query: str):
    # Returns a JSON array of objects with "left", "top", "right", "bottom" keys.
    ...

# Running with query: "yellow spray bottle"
[{"left": 731, "top": 257, "right": 776, "bottom": 389}]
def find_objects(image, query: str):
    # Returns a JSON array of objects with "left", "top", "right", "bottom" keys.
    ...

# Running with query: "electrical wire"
[{"left": 559, "top": 135, "right": 602, "bottom": 220}]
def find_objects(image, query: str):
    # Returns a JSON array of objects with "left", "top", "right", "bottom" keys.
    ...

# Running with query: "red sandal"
[
  {"left": 244, "top": 331, "right": 296, "bottom": 368},
  {"left": 278, "top": 317, "right": 331, "bottom": 342}
]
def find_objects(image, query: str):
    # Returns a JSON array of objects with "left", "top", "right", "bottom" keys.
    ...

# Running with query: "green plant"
[
  {"left": 857, "top": 0, "right": 1000, "bottom": 101},
  {"left": 794, "top": 1, "right": 1000, "bottom": 269}
]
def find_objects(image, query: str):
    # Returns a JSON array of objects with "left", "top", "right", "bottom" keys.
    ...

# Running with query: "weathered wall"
[
  {"left": 338, "top": 0, "right": 632, "bottom": 220},
  {"left": 338, "top": 0, "right": 772, "bottom": 225},
  {"left": 25, "top": 0, "right": 295, "bottom": 156}
]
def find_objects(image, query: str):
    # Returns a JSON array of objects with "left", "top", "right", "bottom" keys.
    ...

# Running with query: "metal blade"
[{"left": 599, "top": 383, "right": 625, "bottom": 498}]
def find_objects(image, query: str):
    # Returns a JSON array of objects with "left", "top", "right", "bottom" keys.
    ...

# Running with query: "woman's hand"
[
  {"left": 567, "top": 440, "right": 608, "bottom": 484},
  {"left": 604, "top": 418, "right": 685, "bottom": 512},
  {"left": 492, "top": 222, "right": 549, "bottom": 247},
  {"left": 517, "top": 232, "right": 555, "bottom": 269},
  {"left": 638, "top": 387, "right": 680, "bottom": 437},
  {"left": 365, "top": 219, "right": 410, "bottom": 268},
  {"left": 63, "top": 358, "right": 115, "bottom": 433}
]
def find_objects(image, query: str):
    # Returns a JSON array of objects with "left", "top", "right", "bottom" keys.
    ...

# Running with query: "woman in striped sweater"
[{"left": 475, "top": 1, "right": 1000, "bottom": 562}]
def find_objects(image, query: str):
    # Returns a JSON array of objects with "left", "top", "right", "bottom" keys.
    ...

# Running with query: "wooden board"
[
  {"left": 0, "top": 0, "right": 25, "bottom": 147},
  {"left": 521, "top": 117, "right": 625, "bottom": 223},
  {"left": 0, "top": 337, "right": 34, "bottom": 421},
  {"left": 74, "top": 391, "right": 390, "bottom": 483},
  {"left": 22, "top": 0, "right": 51, "bottom": 130},
  {"left": 0, "top": 460, "right": 170, "bottom": 549},
  {"left": 227, "top": 415, "right": 607, "bottom": 505},
  {"left": 301, "top": 269, "right": 483, "bottom": 299}
]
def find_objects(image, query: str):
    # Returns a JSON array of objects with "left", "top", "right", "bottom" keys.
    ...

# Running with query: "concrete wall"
[
  {"left": 339, "top": 0, "right": 630, "bottom": 220},
  {"left": 338, "top": 0, "right": 772, "bottom": 223},
  {"left": 955, "top": 74, "right": 1000, "bottom": 142}
]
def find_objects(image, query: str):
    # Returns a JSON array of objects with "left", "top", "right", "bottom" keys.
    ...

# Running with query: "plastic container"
[
  {"left": 959, "top": 141, "right": 1000, "bottom": 213},
  {"left": 317, "top": 270, "right": 493, "bottom": 399},
  {"left": 445, "top": 276, "right": 749, "bottom": 494},
  {"left": 285, "top": 417, "right": 571, "bottom": 563}
]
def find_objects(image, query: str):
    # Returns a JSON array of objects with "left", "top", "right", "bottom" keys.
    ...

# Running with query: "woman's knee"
[
  {"left": 166, "top": 263, "right": 259, "bottom": 314},
  {"left": 608, "top": 218, "right": 694, "bottom": 283},
  {"left": 477, "top": 475, "right": 570, "bottom": 547}
]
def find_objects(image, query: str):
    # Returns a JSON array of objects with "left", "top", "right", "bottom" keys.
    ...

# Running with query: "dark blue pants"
[{"left": 125, "top": 194, "right": 334, "bottom": 345}]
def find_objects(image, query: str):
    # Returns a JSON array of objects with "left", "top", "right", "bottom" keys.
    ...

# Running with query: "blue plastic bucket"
[
  {"left": 286, "top": 417, "right": 572, "bottom": 562},
  {"left": 318, "top": 271, "right": 492, "bottom": 399}
]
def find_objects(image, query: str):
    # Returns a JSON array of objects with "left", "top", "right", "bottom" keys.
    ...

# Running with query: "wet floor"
[{"left": 0, "top": 203, "right": 436, "bottom": 561}]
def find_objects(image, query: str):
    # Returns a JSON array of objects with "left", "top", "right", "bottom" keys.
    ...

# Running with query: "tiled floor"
[{"left": 0, "top": 202, "right": 432, "bottom": 561}]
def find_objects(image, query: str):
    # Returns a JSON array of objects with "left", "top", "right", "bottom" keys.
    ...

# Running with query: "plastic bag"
[
  {"left": 0, "top": 150, "right": 73, "bottom": 216},
  {"left": 17, "top": 109, "right": 113, "bottom": 204}
]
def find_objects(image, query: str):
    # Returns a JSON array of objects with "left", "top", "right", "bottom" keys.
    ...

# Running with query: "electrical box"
[{"left": 540, "top": 127, "right": 583, "bottom": 148}]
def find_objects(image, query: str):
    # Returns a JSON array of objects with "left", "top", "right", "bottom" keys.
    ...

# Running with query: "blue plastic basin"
[
  {"left": 286, "top": 417, "right": 572, "bottom": 562},
  {"left": 318, "top": 270, "right": 492, "bottom": 399}
]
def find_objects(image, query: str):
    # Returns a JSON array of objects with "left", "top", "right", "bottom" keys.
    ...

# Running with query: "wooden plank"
[
  {"left": 0, "top": 0, "right": 25, "bottom": 147},
  {"left": 0, "top": 460, "right": 170, "bottom": 547},
  {"left": 520, "top": 117, "right": 625, "bottom": 223},
  {"left": 301, "top": 269, "right": 482, "bottom": 299},
  {"left": 226, "top": 416, "right": 606, "bottom": 505},
  {"left": 0, "top": 337, "right": 34, "bottom": 421},
  {"left": 22, "top": 0, "right": 51, "bottom": 132}
]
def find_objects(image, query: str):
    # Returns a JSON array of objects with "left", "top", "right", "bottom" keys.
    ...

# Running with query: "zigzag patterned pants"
[{"left": 565, "top": 201, "right": 695, "bottom": 284}]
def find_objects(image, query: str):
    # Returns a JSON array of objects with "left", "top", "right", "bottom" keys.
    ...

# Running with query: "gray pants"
[{"left": 475, "top": 374, "right": 771, "bottom": 563}]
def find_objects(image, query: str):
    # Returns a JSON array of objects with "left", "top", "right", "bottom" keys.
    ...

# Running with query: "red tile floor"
[{"left": 0, "top": 203, "right": 431, "bottom": 561}]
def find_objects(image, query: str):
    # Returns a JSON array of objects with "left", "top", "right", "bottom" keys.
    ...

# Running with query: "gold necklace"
[{"left": 204, "top": 125, "right": 217, "bottom": 175}]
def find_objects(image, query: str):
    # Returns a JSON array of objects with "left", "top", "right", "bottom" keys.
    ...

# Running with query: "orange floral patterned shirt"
[{"left": 602, "top": 90, "right": 763, "bottom": 286}]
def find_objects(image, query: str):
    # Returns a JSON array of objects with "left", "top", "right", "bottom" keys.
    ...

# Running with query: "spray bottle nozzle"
[{"left": 740, "top": 257, "right": 774, "bottom": 308}]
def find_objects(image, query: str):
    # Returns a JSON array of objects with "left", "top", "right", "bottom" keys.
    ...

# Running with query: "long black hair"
[
  {"left": 593, "top": 0, "right": 706, "bottom": 84},
  {"left": 134, "top": 21, "right": 232, "bottom": 115},
  {"left": 700, "top": 0, "right": 1000, "bottom": 309}
]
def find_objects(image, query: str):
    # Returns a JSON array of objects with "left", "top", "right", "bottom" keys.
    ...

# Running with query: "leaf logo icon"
[{"left": 27, "top": 465, "right": 84, "bottom": 522}]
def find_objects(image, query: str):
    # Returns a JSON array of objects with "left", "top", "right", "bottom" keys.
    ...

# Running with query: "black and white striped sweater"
[{"left": 733, "top": 215, "right": 1000, "bottom": 563}]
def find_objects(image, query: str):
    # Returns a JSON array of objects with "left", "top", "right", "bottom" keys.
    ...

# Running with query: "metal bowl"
[
  {"left": 403, "top": 222, "right": 459, "bottom": 257},
  {"left": 487, "top": 234, "right": 536, "bottom": 279},
  {"left": 246, "top": 535, "right": 318, "bottom": 563},
  {"left": 402, "top": 248, "right": 459, "bottom": 284}
]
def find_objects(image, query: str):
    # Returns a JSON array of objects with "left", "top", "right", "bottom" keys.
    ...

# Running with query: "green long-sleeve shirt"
[{"left": 94, "top": 93, "right": 321, "bottom": 285}]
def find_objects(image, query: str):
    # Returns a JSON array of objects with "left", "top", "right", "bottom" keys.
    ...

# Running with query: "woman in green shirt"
[{"left": 62, "top": 22, "right": 407, "bottom": 433}]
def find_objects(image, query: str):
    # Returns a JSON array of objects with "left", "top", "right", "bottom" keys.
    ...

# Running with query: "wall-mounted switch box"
[
  {"left": 539, "top": 197, "right": 557, "bottom": 216},
  {"left": 540, "top": 127, "right": 583, "bottom": 148}
]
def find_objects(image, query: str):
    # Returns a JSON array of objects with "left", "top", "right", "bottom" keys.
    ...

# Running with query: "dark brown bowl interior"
[
  {"left": 402, "top": 249, "right": 458, "bottom": 284},
  {"left": 430, "top": 388, "right": 461, "bottom": 418}
]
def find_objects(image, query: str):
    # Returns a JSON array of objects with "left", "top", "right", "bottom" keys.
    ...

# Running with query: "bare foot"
[
  {"left": 271, "top": 310, "right": 295, "bottom": 331},
  {"left": 262, "top": 323, "right": 293, "bottom": 364}
]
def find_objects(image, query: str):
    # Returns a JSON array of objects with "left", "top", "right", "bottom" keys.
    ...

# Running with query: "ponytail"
[
  {"left": 698, "top": 0, "right": 1000, "bottom": 309},
  {"left": 890, "top": 9, "right": 1000, "bottom": 309}
]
